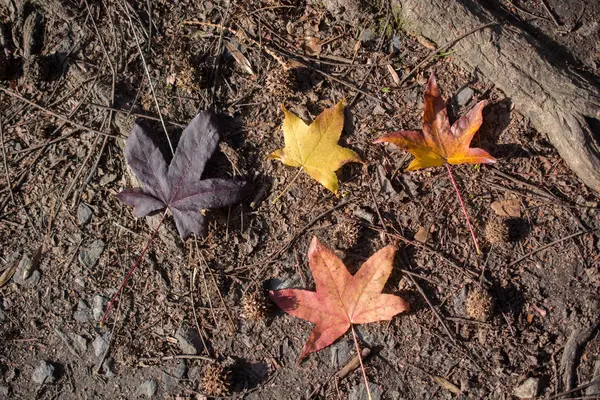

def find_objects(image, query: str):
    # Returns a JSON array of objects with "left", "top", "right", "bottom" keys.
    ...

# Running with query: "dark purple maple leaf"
[{"left": 117, "top": 112, "right": 248, "bottom": 240}]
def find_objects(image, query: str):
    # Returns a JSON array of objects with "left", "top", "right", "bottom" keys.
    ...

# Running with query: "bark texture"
[{"left": 396, "top": 0, "right": 600, "bottom": 191}]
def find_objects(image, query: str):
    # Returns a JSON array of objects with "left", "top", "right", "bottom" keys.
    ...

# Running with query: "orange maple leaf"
[
  {"left": 268, "top": 237, "right": 409, "bottom": 360},
  {"left": 374, "top": 73, "right": 496, "bottom": 170}
]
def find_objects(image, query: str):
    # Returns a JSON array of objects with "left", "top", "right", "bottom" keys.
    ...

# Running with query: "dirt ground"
[{"left": 1, "top": 0, "right": 599, "bottom": 399}]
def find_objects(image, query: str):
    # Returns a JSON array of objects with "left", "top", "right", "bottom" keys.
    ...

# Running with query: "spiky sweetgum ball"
[
  {"left": 465, "top": 287, "right": 494, "bottom": 322},
  {"left": 485, "top": 218, "right": 510, "bottom": 244},
  {"left": 332, "top": 220, "right": 360, "bottom": 249},
  {"left": 242, "top": 291, "right": 269, "bottom": 321},
  {"left": 201, "top": 364, "right": 231, "bottom": 397}
]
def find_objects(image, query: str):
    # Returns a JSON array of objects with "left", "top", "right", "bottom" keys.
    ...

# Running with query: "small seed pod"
[
  {"left": 242, "top": 290, "right": 269, "bottom": 321},
  {"left": 465, "top": 287, "right": 494, "bottom": 322},
  {"left": 332, "top": 220, "right": 360, "bottom": 250},
  {"left": 485, "top": 217, "right": 510, "bottom": 244},
  {"left": 201, "top": 363, "right": 231, "bottom": 397}
]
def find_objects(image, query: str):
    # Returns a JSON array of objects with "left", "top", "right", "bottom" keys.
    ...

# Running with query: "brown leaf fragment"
[
  {"left": 0, "top": 260, "right": 18, "bottom": 289},
  {"left": 224, "top": 41, "right": 254, "bottom": 75},
  {"left": 491, "top": 199, "right": 521, "bottom": 218},
  {"left": 414, "top": 225, "right": 431, "bottom": 243},
  {"left": 302, "top": 36, "right": 322, "bottom": 55},
  {"left": 433, "top": 376, "right": 462, "bottom": 395},
  {"left": 387, "top": 64, "right": 401, "bottom": 86}
]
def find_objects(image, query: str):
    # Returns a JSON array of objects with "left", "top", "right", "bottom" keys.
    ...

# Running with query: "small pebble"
[
  {"left": 74, "top": 299, "right": 91, "bottom": 323},
  {"left": 102, "top": 357, "right": 116, "bottom": 378},
  {"left": 137, "top": 379, "right": 157, "bottom": 398},
  {"left": 93, "top": 334, "right": 109, "bottom": 357},
  {"left": 514, "top": 377, "right": 539, "bottom": 398},
  {"left": 79, "top": 239, "right": 105, "bottom": 269},
  {"left": 0, "top": 307, "right": 5, "bottom": 322},
  {"left": 99, "top": 173, "right": 117, "bottom": 186},
  {"left": 26, "top": 270, "right": 41, "bottom": 287},
  {"left": 77, "top": 203, "right": 93, "bottom": 225},
  {"left": 69, "top": 333, "right": 87, "bottom": 353},
  {"left": 349, "top": 382, "right": 382, "bottom": 400},
  {"left": 456, "top": 87, "right": 474, "bottom": 106},
  {"left": 31, "top": 361, "right": 56, "bottom": 384},
  {"left": 175, "top": 325, "right": 202, "bottom": 355},
  {"left": 0, "top": 385, "right": 9, "bottom": 397},
  {"left": 92, "top": 295, "right": 107, "bottom": 321}
]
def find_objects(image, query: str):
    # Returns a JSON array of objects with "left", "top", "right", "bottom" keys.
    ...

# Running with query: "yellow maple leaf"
[
  {"left": 269, "top": 100, "right": 363, "bottom": 194},
  {"left": 374, "top": 73, "right": 496, "bottom": 170}
]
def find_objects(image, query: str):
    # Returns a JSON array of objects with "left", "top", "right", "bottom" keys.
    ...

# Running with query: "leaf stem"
[
  {"left": 100, "top": 208, "right": 169, "bottom": 326},
  {"left": 445, "top": 164, "right": 480, "bottom": 255},
  {"left": 350, "top": 324, "right": 373, "bottom": 400},
  {"left": 272, "top": 169, "right": 303, "bottom": 204}
]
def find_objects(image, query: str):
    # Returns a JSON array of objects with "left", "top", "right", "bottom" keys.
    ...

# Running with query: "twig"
[
  {"left": 198, "top": 250, "right": 236, "bottom": 333},
  {"left": 350, "top": 325, "right": 373, "bottom": 400},
  {"left": 0, "top": 118, "right": 15, "bottom": 205},
  {"left": 509, "top": 229, "right": 593, "bottom": 267},
  {"left": 506, "top": 1, "right": 553, "bottom": 23},
  {"left": 86, "top": 103, "right": 186, "bottom": 127},
  {"left": 540, "top": 0, "right": 562, "bottom": 27},
  {"left": 446, "top": 164, "right": 480, "bottom": 255},
  {"left": 547, "top": 378, "right": 600, "bottom": 400},
  {"left": 138, "top": 354, "right": 215, "bottom": 364},
  {"left": 406, "top": 264, "right": 457, "bottom": 345},
  {"left": 445, "top": 316, "right": 491, "bottom": 327},
  {"left": 100, "top": 208, "right": 169, "bottom": 325},
  {"left": 272, "top": 169, "right": 303, "bottom": 204},
  {"left": 397, "top": 22, "right": 497, "bottom": 87},
  {"left": 121, "top": 0, "right": 174, "bottom": 155},
  {"left": 0, "top": 87, "right": 117, "bottom": 138},
  {"left": 248, "top": 198, "right": 354, "bottom": 279}
]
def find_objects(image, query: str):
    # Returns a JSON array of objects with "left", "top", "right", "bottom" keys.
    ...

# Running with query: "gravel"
[
  {"left": 77, "top": 203, "right": 93, "bottom": 225},
  {"left": 175, "top": 325, "right": 203, "bottom": 355},
  {"left": 92, "top": 295, "right": 107, "bottom": 321},
  {"left": 514, "top": 377, "right": 539, "bottom": 398},
  {"left": 31, "top": 361, "right": 56, "bottom": 384},
  {"left": 137, "top": 379, "right": 157, "bottom": 398},
  {"left": 456, "top": 86, "right": 474, "bottom": 106},
  {"left": 79, "top": 239, "right": 105, "bottom": 269}
]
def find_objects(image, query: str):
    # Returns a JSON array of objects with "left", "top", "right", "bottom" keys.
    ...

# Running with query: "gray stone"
[
  {"left": 456, "top": 87, "right": 474, "bottom": 106},
  {"left": 99, "top": 173, "right": 117, "bottom": 186},
  {"left": 77, "top": 203, "right": 93, "bottom": 225},
  {"left": 137, "top": 379, "right": 157, "bottom": 398},
  {"left": 173, "top": 360, "right": 187, "bottom": 379},
  {"left": 26, "top": 270, "right": 41, "bottom": 286},
  {"left": 0, "top": 385, "right": 9, "bottom": 397},
  {"left": 69, "top": 333, "right": 87, "bottom": 353},
  {"left": 0, "top": 307, "right": 5, "bottom": 322},
  {"left": 79, "top": 239, "right": 105, "bottom": 269},
  {"left": 31, "top": 361, "right": 56, "bottom": 384},
  {"left": 331, "top": 340, "right": 351, "bottom": 369},
  {"left": 102, "top": 357, "right": 116, "bottom": 378},
  {"left": 514, "top": 377, "right": 539, "bottom": 399},
  {"left": 92, "top": 295, "right": 107, "bottom": 321},
  {"left": 348, "top": 382, "right": 382, "bottom": 400},
  {"left": 163, "top": 360, "right": 186, "bottom": 392},
  {"left": 93, "top": 334, "right": 109, "bottom": 357},
  {"left": 74, "top": 299, "right": 91, "bottom": 323},
  {"left": 174, "top": 325, "right": 202, "bottom": 355},
  {"left": 585, "top": 360, "right": 600, "bottom": 396}
]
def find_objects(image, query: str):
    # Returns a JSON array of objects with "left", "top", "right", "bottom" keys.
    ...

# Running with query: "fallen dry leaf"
[
  {"left": 491, "top": 199, "right": 521, "bottom": 218},
  {"left": 224, "top": 41, "right": 254, "bottom": 75},
  {"left": 433, "top": 376, "right": 462, "bottom": 395},
  {"left": 0, "top": 259, "right": 18, "bottom": 289},
  {"left": 269, "top": 236, "right": 409, "bottom": 360},
  {"left": 269, "top": 101, "right": 363, "bottom": 193},
  {"left": 117, "top": 113, "right": 249, "bottom": 240},
  {"left": 374, "top": 73, "right": 496, "bottom": 170}
]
